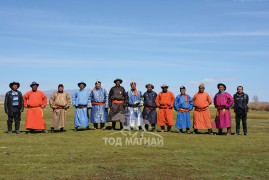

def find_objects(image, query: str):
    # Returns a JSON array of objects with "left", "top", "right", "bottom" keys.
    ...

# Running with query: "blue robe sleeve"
[
  {"left": 188, "top": 95, "right": 194, "bottom": 111},
  {"left": 72, "top": 91, "right": 77, "bottom": 106},
  {"left": 174, "top": 96, "right": 180, "bottom": 111}
]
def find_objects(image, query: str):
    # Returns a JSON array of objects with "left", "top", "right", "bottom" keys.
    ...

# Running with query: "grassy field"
[{"left": 0, "top": 104, "right": 268, "bottom": 180}]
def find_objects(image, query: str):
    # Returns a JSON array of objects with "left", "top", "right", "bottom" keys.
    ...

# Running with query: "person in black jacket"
[
  {"left": 233, "top": 86, "right": 249, "bottom": 136},
  {"left": 4, "top": 82, "right": 24, "bottom": 134}
]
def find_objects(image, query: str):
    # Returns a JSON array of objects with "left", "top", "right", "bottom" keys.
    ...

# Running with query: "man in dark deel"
[
  {"left": 108, "top": 78, "right": 127, "bottom": 130},
  {"left": 233, "top": 86, "right": 249, "bottom": 136},
  {"left": 4, "top": 81, "right": 24, "bottom": 134}
]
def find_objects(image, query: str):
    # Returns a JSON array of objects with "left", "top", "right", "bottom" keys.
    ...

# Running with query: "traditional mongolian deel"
[
  {"left": 213, "top": 92, "right": 234, "bottom": 129},
  {"left": 193, "top": 91, "right": 212, "bottom": 129},
  {"left": 23, "top": 90, "right": 47, "bottom": 130},
  {"left": 155, "top": 90, "right": 175, "bottom": 126},
  {"left": 88, "top": 88, "right": 109, "bottom": 123},
  {"left": 174, "top": 93, "right": 194, "bottom": 129},
  {"left": 142, "top": 90, "right": 157, "bottom": 125},
  {"left": 72, "top": 88, "right": 90, "bottom": 127},
  {"left": 108, "top": 86, "right": 127, "bottom": 123},
  {"left": 49, "top": 91, "right": 71, "bottom": 129},
  {"left": 126, "top": 89, "right": 144, "bottom": 127}
]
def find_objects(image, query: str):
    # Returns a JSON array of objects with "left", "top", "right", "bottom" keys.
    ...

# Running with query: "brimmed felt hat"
[
  {"left": 145, "top": 84, "right": 154, "bottom": 89},
  {"left": 161, "top": 84, "right": 169, "bottom": 88},
  {"left": 217, "top": 83, "right": 226, "bottom": 90},
  {"left": 58, "top": 84, "right": 64, "bottom": 88},
  {"left": 9, "top": 81, "right": 20, "bottom": 89},
  {"left": 114, "top": 78, "right": 123, "bottom": 84},
  {"left": 78, "top": 81, "right": 86, "bottom": 87},
  {"left": 30, "top": 81, "right": 39, "bottom": 87}
]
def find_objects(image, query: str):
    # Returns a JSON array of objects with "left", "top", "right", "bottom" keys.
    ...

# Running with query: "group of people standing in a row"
[{"left": 4, "top": 78, "right": 249, "bottom": 136}]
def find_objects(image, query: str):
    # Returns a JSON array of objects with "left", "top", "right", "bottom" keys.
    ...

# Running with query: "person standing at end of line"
[
  {"left": 4, "top": 81, "right": 24, "bottom": 134},
  {"left": 233, "top": 86, "right": 249, "bottom": 136}
]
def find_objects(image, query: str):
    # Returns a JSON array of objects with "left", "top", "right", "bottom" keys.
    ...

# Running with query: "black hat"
[
  {"left": 30, "top": 81, "right": 39, "bottom": 87},
  {"left": 9, "top": 81, "right": 20, "bottom": 89},
  {"left": 78, "top": 81, "right": 86, "bottom": 87},
  {"left": 95, "top": 81, "right": 101, "bottom": 85},
  {"left": 58, "top": 84, "right": 64, "bottom": 88},
  {"left": 180, "top": 86, "right": 186, "bottom": 90},
  {"left": 217, "top": 83, "right": 226, "bottom": 90},
  {"left": 114, "top": 78, "right": 123, "bottom": 84},
  {"left": 145, "top": 84, "right": 154, "bottom": 89}
]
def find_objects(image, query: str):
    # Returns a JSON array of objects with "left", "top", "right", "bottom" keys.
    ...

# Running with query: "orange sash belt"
[
  {"left": 92, "top": 102, "right": 105, "bottom": 106},
  {"left": 159, "top": 105, "right": 172, "bottom": 109},
  {"left": 179, "top": 108, "right": 189, "bottom": 112},
  {"left": 145, "top": 106, "right": 156, "bottom": 110},
  {"left": 112, "top": 100, "right": 124, "bottom": 104}
]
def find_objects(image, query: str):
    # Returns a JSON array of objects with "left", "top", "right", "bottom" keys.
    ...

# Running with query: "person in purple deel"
[{"left": 213, "top": 83, "right": 234, "bottom": 136}]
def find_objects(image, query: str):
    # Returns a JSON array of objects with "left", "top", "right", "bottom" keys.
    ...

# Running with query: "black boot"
[
  {"left": 160, "top": 126, "right": 165, "bottom": 132},
  {"left": 112, "top": 122, "right": 116, "bottom": 130},
  {"left": 120, "top": 122, "right": 123, "bottom": 130},
  {"left": 15, "top": 121, "right": 20, "bottom": 134},
  {"left": 186, "top": 128, "right": 190, "bottom": 134},
  {"left": 208, "top": 129, "right": 213, "bottom": 135},
  {"left": 100, "top": 123, "right": 106, "bottom": 130},
  {"left": 139, "top": 126, "right": 143, "bottom": 132},
  {"left": 93, "top": 123, "right": 98, "bottom": 130},
  {"left": 145, "top": 124, "right": 149, "bottom": 131},
  {"left": 60, "top": 128, "right": 64, "bottom": 132},
  {"left": 167, "top": 126, "right": 172, "bottom": 132},
  {"left": 51, "top": 127, "right": 55, "bottom": 133},
  {"left": 193, "top": 129, "right": 198, "bottom": 134},
  {"left": 7, "top": 120, "right": 13, "bottom": 134},
  {"left": 179, "top": 129, "right": 183, "bottom": 133},
  {"left": 73, "top": 127, "right": 78, "bottom": 132},
  {"left": 218, "top": 129, "right": 223, "bottom": 135},
  {"left": 86, "top": 126, "right": 90, "bottom": 130},
  {"left": 227, "top": 127, "right": 231, "bottom": 136}
]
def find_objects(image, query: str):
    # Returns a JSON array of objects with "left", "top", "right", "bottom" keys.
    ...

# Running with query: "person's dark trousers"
[
  {"left": 7, "top": 106, "right": 21, "bottom": 133},
  {"left": 236, "top": 110, "right": 247, "bottom": 135}
]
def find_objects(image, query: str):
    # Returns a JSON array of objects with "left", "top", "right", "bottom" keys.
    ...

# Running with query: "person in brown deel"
[
  {"left": 155, "top": 84, "right": 175, "bottom": 132},
  {"left": 49, "top": 84, "right": 71, "bottom": 133},
  {"left": 108, "top": 78, "right": 127, "bottom": 130}
]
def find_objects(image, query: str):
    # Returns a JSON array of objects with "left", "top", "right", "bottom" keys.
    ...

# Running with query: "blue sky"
[{"left": 0, "top": 0, "right": 268, "bottom": 101}]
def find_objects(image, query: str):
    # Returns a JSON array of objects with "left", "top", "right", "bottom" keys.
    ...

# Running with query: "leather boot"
[
  {"left": 15, "top": 121, "right": 20, "bottom": 134},
  {"left": 7, "top": 120, "right": 13, "bottom": 134}
]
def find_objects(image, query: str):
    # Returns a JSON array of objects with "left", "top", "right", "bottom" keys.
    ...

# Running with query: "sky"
[{"left": 0, "top": 0, "right": 268, "bottom": 101}]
